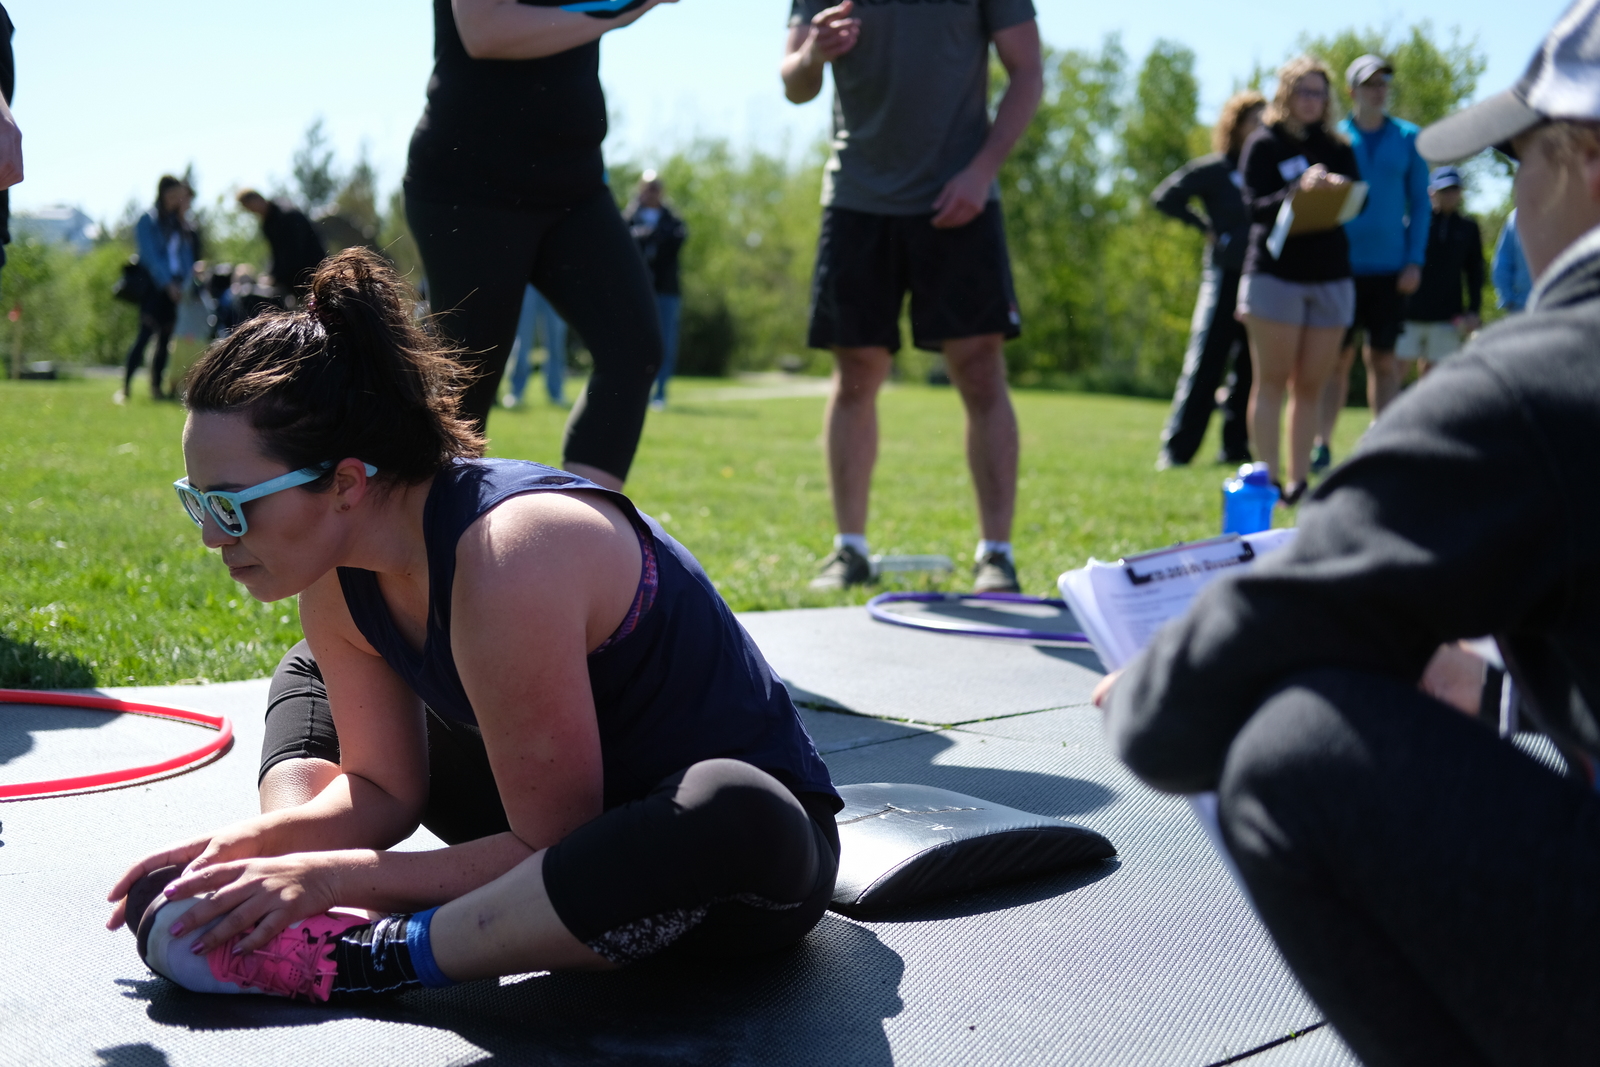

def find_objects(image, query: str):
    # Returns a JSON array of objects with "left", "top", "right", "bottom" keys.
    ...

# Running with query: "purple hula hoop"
[{"left": 865, "top": 591, "right": 1089, "bottom": 643}]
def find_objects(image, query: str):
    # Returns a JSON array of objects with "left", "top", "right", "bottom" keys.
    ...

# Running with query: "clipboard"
[{"left": 1266, "top": 180, "right": 1368, "bottom": 259}]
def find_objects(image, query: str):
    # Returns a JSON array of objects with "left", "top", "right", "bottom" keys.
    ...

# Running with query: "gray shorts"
[
  {"left": 1238, "top": 273, "right": 1356, "bottom": 329},
  {"left": 1395, "top": 320, "right": 1464, "bottom": 360}
]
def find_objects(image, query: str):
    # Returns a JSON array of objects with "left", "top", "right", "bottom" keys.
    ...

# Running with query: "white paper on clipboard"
[{"left": 1058, "top": 528, "right": 1298, "bottom": 907}]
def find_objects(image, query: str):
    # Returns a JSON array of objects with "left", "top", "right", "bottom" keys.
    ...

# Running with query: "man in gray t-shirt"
[{"left": 781, "top": 0, "right": 1042, "bottom": 594}]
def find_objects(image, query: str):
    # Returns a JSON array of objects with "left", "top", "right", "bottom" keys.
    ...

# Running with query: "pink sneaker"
[{"left": 142, "top": 896, "right": 371, "bottom": 1002}]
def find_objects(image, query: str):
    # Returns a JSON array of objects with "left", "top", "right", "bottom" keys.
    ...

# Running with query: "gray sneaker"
[
  {"left": 973, "top": 551, "right": 1020, "bottom": 594},
  {"left": 809, "top": 544, "right": 873, "bottom": 591}
]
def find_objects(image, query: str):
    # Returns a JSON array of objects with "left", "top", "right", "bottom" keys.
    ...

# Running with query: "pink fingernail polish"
[
  {"left": 163, "top": 885, "right": 177, "bottom": 897},
  {"left": 170, "top": 922, "right": 184, "bottom": 936},
  {"left": 189, "top": 940, "right": 204, "bottom": 955}
]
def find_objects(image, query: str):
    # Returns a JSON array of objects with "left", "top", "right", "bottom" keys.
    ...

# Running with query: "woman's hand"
[
  {"left": 150, "top": 851, "right": 351, "bottom": 957},
  {"left": 106, "top": 814, "right": 282, "bottom": 931},
  {"left": 1420, "top": 642, "right": 1488, "bottom": 716},
  {"left": 1092, "top": 669, "right": 1123, "bottom": 710},
  {"left": 1298, "top": 164, "right": 1350, "bottom": 191}
]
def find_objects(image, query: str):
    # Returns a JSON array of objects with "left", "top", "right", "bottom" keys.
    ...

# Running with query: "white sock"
[
  {"left": 975, "top": 540, "right": 1013, "bottom": 563},
  {"left": 835, "top": 533, "right": 870, "bottom": 557}
]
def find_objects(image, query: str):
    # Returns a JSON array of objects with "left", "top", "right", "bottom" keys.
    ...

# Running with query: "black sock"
[{"left": 329, "top": 914, "right": 423, "bottom": 996}]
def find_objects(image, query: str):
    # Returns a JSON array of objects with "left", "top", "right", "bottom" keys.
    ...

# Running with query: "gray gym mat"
[
  {"left": 743, "top": 606, "right": 1103, "bottom": 723},
  {"left": 0, "top": 610, "right": 1360, "bottom": 1066}
]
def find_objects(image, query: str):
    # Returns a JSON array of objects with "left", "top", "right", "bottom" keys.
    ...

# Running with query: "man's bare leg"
[
  {"left": 823, "top": 345, "right": 894, "bottom": 537},
  {"left": 1365, "top": 345, "right": 1404, "bottom": 416},
  {"left": 943, "top": 333, "right": 1017, "bottom": 543}
]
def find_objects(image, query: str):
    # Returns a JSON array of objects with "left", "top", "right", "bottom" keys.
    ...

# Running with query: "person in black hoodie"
[
  {"left": 237, "top": 190, "right": 326, "bottom": 302},
  {"left": 1098, "top": 2, "right": 1600, "bottom": 1060},
  {"left": 1152, "top": 90, "right": 1264, "bottom": 469},
  {"left": 1235, "top": 57, "right": 1361, "bottom": 504},
  {"left": 1394, "top": 165, "right": 1485, "bottom": 373}
]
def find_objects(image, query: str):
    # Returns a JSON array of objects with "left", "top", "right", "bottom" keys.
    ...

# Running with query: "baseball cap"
[
  {"left": 1346, "top": 55, "right": 1394, "bottom": 90},
  {"left": 1427, "top": 166, "right": 1463, "bottom": 192},
  {"left": 1418, "top": 0, "right": 1600, "bottom": 162}
]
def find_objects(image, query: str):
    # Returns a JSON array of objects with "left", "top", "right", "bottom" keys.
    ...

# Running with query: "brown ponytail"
[{"left": 185, "top": 247, "right": 485, "bottom": 487}]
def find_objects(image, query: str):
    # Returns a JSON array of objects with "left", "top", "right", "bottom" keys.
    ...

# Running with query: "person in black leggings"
[
  {"left": 1096, "top": 14, "right": 1600, "bottom": 1060},
  {"left": 107, "top": 248, "right": 840, "bottom": 1002},
  {"left": 405, "top": 0, "right": 673, "bottom": 490}
]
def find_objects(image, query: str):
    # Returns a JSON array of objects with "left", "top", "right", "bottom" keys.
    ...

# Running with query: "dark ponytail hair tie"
[{"left": 304, "top": 292, "right": 338, "bottom": 332}]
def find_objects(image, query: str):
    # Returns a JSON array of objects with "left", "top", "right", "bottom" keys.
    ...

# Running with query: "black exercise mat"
[{"left": 0, "top": 637, "right": 1358, "bottom": 1065}]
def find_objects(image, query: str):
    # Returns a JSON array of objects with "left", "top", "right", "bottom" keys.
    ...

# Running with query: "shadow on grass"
[{"left": 0, "top": 632, "right": 95, "bottom": 689}]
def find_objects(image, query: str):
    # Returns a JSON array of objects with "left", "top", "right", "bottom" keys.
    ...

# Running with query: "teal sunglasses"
[{"left": 174, "top": 462, "right": 378, "bottom": 537}]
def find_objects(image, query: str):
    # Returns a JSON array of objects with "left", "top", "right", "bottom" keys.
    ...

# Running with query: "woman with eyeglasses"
[
  {"left": 1236, "top": 57, "right": 1361, "bottom": 505},
  {"left": 105, "top": 247, "right": 841, "bottom": 1003}
]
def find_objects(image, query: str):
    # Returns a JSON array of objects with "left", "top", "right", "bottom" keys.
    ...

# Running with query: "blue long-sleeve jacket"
[
  {"left": 1339, "top": 114, "right": 1431, "bottom": 276},
  {"left": 134, "top": 208, "right": 194, "bottom": 289},
  {"left": 1493, "top": 210, "right": 1532, "bottom": 311}
]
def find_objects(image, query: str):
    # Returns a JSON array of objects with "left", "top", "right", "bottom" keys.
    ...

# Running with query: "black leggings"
[
  {"left": 124, "top": 290, "right": 177, "bottom": 397},
  {"left": 1218, "top": 668, "right": 1600, "bottom": 1067},
  {"left": 261, "top": 642, "right": 840, "bottom": 964},
  {"left": 406, "top": 188, "right": 661, "bottom": 482}
]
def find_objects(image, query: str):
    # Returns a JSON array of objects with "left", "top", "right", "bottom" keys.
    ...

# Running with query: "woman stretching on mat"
[{"left": 105, "top": 247, "right": 841, "bottom": 1002}]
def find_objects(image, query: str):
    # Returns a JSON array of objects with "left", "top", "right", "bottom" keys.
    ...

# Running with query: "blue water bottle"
[{"left": 1222, "top": 462, "right": 1278, "bottom": 534}]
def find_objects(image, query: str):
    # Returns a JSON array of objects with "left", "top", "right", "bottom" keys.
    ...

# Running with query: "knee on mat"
[
  {"left": 675, "top": 759, "right": 819, "bottom": 899},
  {"left": 1217, "top": 669, "right": 1380, "bottom": 872}
]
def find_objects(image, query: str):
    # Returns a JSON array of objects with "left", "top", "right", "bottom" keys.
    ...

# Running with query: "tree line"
[{"left": 3, "top": 23, "right": 1498, "bottom": 398}]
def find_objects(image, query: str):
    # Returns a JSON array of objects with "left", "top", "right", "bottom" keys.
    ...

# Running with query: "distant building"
[{"left": 12, "top": 205, "right": 98, "bottom": 252}]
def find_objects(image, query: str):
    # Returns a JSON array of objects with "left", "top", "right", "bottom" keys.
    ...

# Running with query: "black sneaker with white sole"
[
  {"left": 973, "top": 551, "right": 1021, "bottom": 594},
  {"left": 809, "top": 544, "right": 873, "bottom": 591}
]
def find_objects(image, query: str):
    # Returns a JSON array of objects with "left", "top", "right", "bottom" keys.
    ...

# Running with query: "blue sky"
[{"left": 10, "top": 0, "right": 1567, "bottom": 223}]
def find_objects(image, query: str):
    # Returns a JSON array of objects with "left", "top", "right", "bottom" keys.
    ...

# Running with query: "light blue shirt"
[
  {"left": 1339, "top": 114, "right": 1432, "bottom": 276},
  {"left": 1493, "top": 210, "right": 1532, "bottom": 311}
]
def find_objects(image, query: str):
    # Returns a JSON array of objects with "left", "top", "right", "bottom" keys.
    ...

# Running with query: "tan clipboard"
[
  {"left": 1266, "top": 181, "right": 1368, "bottom": 259},
  {"left": 1286, "top": 181, "right": 1368, "bottom": 235}
]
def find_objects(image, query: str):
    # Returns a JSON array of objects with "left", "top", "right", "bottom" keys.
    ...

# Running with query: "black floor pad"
[{"left": 0, "top": 611, "right": 1361, "bottom": 1066}]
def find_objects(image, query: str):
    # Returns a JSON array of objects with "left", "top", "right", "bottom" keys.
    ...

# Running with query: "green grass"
[{"left": 0, "top": 375, "right": 1367, "bottom": 688}]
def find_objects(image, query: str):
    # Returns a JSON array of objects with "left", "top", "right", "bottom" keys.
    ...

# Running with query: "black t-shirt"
[
  {"left": 405, "top": 0, "right": 608, "bottom": 211},
  {"left": 1240, "top": 122, "right": 1361, "bottom": 282}
]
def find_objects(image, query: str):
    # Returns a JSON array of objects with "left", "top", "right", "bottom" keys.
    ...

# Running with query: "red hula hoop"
[{"left": 0, "top": 689, "right": 234, "bottom": 801}]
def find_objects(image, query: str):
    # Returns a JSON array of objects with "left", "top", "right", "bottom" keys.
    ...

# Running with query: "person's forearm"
[
  {"left": 452, "top": 0, "right": 653, "bottom": 60},
  {"left": 781, "top": 41, "right": 826, "bottom": 104},
  {"left": 964, "top": 61, "right": 1043, "bottom": 181},
  {"left": 259, "top": 771, "right": 426, "bottom": 857},
  {"left": 325, "top": 833, "right": 536, "bottom": 913}
]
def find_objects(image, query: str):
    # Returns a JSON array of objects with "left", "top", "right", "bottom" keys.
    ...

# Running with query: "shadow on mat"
[
  {"left": 0, "top": 632, "right": 95, "bottom": 690},
  {"left": 93, "top": 1043, "right": 170, "bottom": 1067},
  {"left": 0, "top": 699, "right": 118, "bottom": 765},
  {"left": 1031, "top": 644, "right": 1106, "bottom": 672},
  {"left": 120, "top": 916, "right": 904, "bottom": 1067},
  {"left": 858, "top": 858, "right": 1121, "bottom": 924}
]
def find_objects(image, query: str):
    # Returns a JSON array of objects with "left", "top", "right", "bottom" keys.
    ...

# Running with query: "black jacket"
[
  {"left": 1407, "top": 210, "right": 1485, "bottom": 322},
  {"left": 1151, "top": 152, "right": 1250, "bottom": 273},
  {"left": 261, "top": 202, "right": 326, "bottom": 295},
  {"left": 1239, "top": 122, "right": 1361, "bottom": 282},
  {"left": 1109, "top": 230, "right": 1600, "bottom": 793},
  {"left": 625, "top": 203, "right": 687, "bottom": 296}
]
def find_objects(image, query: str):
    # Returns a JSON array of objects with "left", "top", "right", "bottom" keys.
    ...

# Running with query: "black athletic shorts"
[
  {"left": 1345, "top": 273, "right": 1406, "bottom": 351},
  {"left": 806, "top": 201, "right": 1022, "bottom": 354}
]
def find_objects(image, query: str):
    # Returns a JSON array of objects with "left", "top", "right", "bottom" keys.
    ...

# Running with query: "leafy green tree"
[
  {"left": 334, "top": 150, "right": 381, "bottom": 239},
  {"left": 1300, "top": 23, "right": 1484, "bottom": 127},
  {"left": 999, "top": 38, "right": 1128, "bottom": 386},
  {"left": 1123, "top": 41, "right": 1200, "bottom": 194},
  {"left": 291, "top": 118, "right": 339, "bottom": 214}
]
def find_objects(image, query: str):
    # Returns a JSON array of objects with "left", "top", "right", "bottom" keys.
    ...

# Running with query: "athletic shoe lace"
[{"left": 206, "top": 913, "right": 360, "bottom": 1002}]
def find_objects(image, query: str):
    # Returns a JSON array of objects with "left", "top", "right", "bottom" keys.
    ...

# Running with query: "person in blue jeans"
[
  {"left": 625, "top": 172, "right": 687, "bottom": 408},
  {"left": 120, "top": 175, "right": 197, "bottom": 402},
  {"left": 1312, "top": 55, "right": 1431, "bottom": 472},
  {"left": 502, "top": 284, "right": 568, "bottom": 407},
  {"left": 1492, "top": 209, "right": 1532, "bottom": 312}
]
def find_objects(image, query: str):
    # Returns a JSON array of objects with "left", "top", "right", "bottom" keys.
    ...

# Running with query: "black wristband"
[{"left": 1478, "top": 665, "right": 1506, "bottom": 727}]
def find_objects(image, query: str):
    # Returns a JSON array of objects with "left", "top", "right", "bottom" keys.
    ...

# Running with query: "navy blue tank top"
[{"left": 336, "top": 459, "right": 840, "bottom": 813}]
